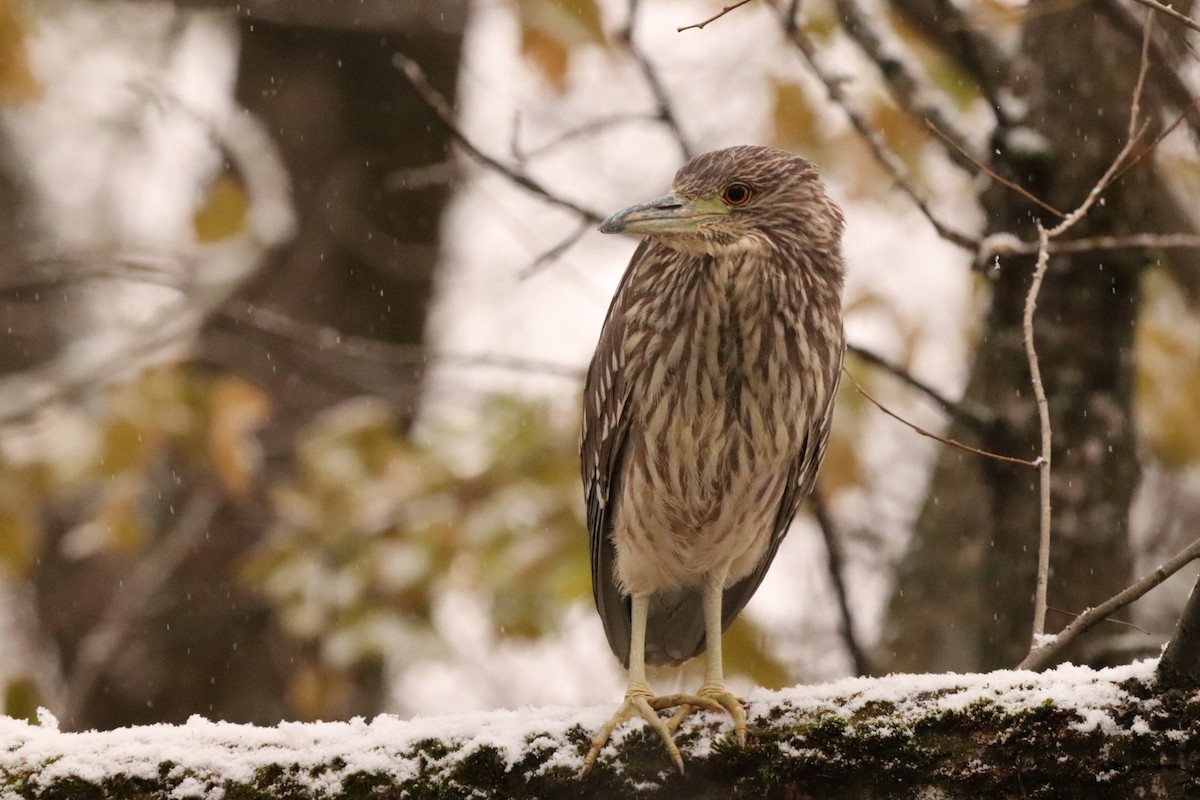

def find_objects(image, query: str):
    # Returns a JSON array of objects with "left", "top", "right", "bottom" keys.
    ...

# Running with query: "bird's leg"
[
  {"left": 579, "top": 594, "right": 722, "bottom": 777},
  {"left": 666, "top": 570, "right": 748, "bottom": 745}
]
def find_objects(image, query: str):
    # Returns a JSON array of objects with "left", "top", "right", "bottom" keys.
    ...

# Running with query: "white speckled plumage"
[{"left": 581, "top": 146, "right": 846, "bottom": 670}]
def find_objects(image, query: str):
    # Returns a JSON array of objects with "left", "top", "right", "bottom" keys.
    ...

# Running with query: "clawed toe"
[
  {"left": 579, "top": 687, "right": 749, "bottom": 777},
  {"left": 579, "top": 692, "right": 686, "bottom": 778}
]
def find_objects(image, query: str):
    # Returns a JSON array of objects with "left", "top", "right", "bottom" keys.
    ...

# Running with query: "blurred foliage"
[
  {"left": 2, "top": 357, "right": 810, "bottom": 717},
  {"left": 514, "top": 0, "right": 607, "bottom": 92},
  {"left": 0, "top": 0, "right": 39, "bottom": 104},
  {"left": 193, "top": 173, "right": 250, "bottom": 244},
  {"left": 0, "top": 367, "right": 265, "bottom": 577},
  {"left": 1136, "top": 267, "right": 1200, "bottom": 467}
]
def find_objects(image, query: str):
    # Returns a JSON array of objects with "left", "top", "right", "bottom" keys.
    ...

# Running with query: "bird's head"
[{"left": 599, "top": 145, "right": 844, "bottom": 259}]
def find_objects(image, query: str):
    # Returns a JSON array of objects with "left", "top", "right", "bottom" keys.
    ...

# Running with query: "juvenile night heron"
[{"left": 579, "top": 145, "right": 846, "bottom": 775}]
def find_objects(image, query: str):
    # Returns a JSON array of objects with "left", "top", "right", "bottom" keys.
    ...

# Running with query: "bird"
[{"left": 578, "top": 145, "right": 846, "bottom": 775}]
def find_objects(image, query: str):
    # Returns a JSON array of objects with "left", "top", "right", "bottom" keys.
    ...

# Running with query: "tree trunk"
[{"left": 882, "top": 2, "right": 1166, "bottom": 671}]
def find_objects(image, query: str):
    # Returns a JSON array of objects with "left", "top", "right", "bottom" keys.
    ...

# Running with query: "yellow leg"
[
  {"left": 666, "top": 571, "right": 748, "bottom": 745},
  {"left": 579, "top": 593, "right": 723, "bottom": 778}
]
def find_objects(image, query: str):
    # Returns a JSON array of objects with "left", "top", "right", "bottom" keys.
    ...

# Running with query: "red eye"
[{"left": 722, "top": 183, "right": 752, "bottom": 206}]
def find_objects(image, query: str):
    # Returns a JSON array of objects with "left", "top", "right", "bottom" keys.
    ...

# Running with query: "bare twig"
[
  {"left": 222, "top": 302, "right": 584, "bottom": 380},
  {"left": 811, "top": 487, "right": 871, "bottom": 676},
  {"left": 1021, "top": 11, "right": 1153, "bottom": 655},
  {"left": 393, "top": 52, "right": 604, "bottom": 223},
  {"left": 1024, "top": 222, "right": 1053, "bottom": 640},
  {"left": 846, "top": 343, "right": 991, "bottom": 431},
  {"left": 982, "top": 231, "right": 1200, "bottom": 260},
  {"left": 64, "top": 487, "right": 220, "bottom": 726},
  {"left": 621, "top": 0, "right": 694, "bottom": 160},
  {"left": 1018, "top": 536, "right": 1200, "bottom": 670},
  {"left": 778, "top": 9, "right": 979, "bottom": 252},
  {"left": 1126, "top": 0, "right": 1200, "bottom": 36},
  {"left": 678, "top": 0, "right": 755, "bottom": 32},
  {"left": 925, "top": 120, "right": 1066, "bottom": 219},
  {"left": 829, "top": 0, "right": 978, "bottom": 173},
  {"left": 845, "top": 369, "right": 1039, "bottom": 468},
  {"left": 514, "top": 113, "right": 656, "bottom": 162},
  {"left": 519, "top": 220, "right": 594, "bottom": 280},
  {"left": 1048, "top": 605, "right": 1151, "bottom": 636}
]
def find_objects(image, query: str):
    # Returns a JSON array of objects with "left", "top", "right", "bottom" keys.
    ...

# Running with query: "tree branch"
[
  {"left": 811, "top": 487, "right": 871, "bottom": 676},
  {"left": 1020, "top": 12, "right": 1153, "bottom": 658},
  {"left": 1126, "top": 0, "right": 1200, "bottom": 35},
  {"left": 845, "top": 369, "right": 1039, "bottom": 468},
  {"left": 1019, "top": 536, "right": 1200, "bottom": 671},
  {"left": 621, "top": 0, "right": 694, "bottom": 160},
  {"left": 392, "top": 52, "right": 604, "bottom": 223},
  {"left": 846, "top": 343, "right": 991, "bottom": 431},
  {"left": 830, "top": 0, "right": 978, "bottom": 173},
  {"left": 64, "top": 487, "right": 221, "bottom": 726},
  {"left": 677, "top": 0, "right": 755, "bottom": 32},
  {"left": 1024, "top": 222, "right": 1053, "bottom": 641},
  {"left": 777, "top": 8, "right": 979, "bottom": 252}
]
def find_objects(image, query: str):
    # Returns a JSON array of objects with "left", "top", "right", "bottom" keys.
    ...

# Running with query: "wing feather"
[{"left": 580, "top": 240, "right": 651, "bottom": 667}]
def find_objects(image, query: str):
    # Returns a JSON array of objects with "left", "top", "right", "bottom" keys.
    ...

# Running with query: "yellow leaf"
[
  {"left": 516, "top": 0, "right": 607, "bottom": 91},
  {"left": 0, "top": 0, "right": 40, "bottom": 104},
  {"left": 193, "top": 173, "right": 248, "bottom": 243},
  {"left": 208, "top": 375, "right": 270, "bottom": 497},
  {"left": 0, "top": 501, "right": 36, "bottom": 575},
  {"left": 4, "top": 679, "right": 40, "bottom": 723},
  {"left": 771, "top": 78, "right": 822, "bottom": 155},
  {"left": 1136, "top": 269, "right": 1200, "bottom": 466}
]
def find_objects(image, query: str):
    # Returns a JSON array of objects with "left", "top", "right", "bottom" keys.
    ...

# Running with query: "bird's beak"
[{"left": 599, "top": 194, "right": 726, "bottom": 235}]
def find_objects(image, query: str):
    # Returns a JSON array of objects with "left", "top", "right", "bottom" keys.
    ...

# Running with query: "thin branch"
[
  {"left": 845, "top": 369, "right": 1040, "bottom": 468},
  {"left": 829, "top": 0, "right": 978, "bottom": 174},
  {"left": 1020, "top": 11, "right": 1153, "bottom": 657},
  {"left": 925, "top": 120, "right": 1066, "bottom": 219},
  {"left": 846, "top": 343, "right": 991, "bottom": 431},
  {"left": 392, "top": 52, "right": 604, "bottom": 223},
  {"left": 518, "top": 220, "right": 592, "bottom": 280},
  {"left": 778, "top": 9, "right": 979, "bottom": 252},
  {"left": 514, "top": 113, "right": 657, "bottom": 162},
  {"left": 1018, "top": 536, "right": 1200, "bottom": 671},
  {"left": 64, "top": 487, "right": 220, "bottom": 726},
  {"left": 221, "top": 302, "right": 584, "bottom": 380},
  {"left": 1047, "top": 605, "right": 1152, "bottom": 636},
  {"left": 1127, "top": 0, "right": 1200, "bottom": 36},
  {"left": 811, "top": 487, "right": 871, "bottom": 676},
  {"left": 1024, "top": 222, "right": 1053, "bottom": 640},
  {"left": 677, "top": 0, "right": 755, "bottom": 32},
  {"left": 621, "top": 0, "right": 694, "bottom": 160},
  {"left": 982, "top": 231, "right": 1200, "bottom": 260}
]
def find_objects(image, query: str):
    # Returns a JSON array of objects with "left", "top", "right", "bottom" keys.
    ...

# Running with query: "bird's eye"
[{"left": 722, "top": 183, "right": 752, "bottom": 206}]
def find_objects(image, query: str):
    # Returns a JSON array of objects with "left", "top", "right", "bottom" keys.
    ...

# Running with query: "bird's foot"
[
  {"left": 578, "top": 686, "right": 725, "bottom": 777},
  {"left": 665, "top": 683, "right": 747, "bottom": 746}
]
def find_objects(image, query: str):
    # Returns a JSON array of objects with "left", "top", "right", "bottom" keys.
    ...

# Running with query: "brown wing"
[
  {"left": 716, "top": 342, "right": 846, "bottom": 635},
  {"left": 580, "top": 240, "right": 650, "bottom": 667}
]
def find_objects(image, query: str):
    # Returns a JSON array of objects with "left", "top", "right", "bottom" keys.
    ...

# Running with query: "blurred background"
[{"left": 1, "top": 0, "right": 1199, "bottom": 731}]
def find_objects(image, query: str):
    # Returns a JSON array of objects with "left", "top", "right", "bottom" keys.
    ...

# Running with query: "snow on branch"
[{"left": 3, "top": 661, "right": 1197, "bottom": 799}]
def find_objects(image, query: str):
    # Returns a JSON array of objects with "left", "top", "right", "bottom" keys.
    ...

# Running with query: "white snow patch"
[{"left": 1, "top": 660, "right": 1177, "bottom": 795}]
